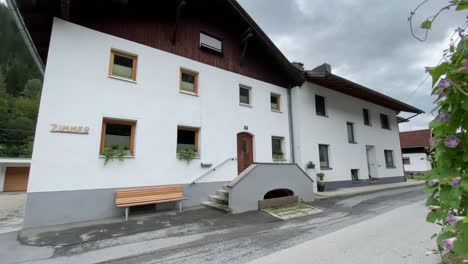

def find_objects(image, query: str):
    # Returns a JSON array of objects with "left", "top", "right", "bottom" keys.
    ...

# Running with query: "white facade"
[
  {"left": 403, "top": 153, "right": 431, "bottom": 173},
  {"left": 28, "top": 19, "right": 292, "bottom": 193},
  {"left": 291, "top": 82, "right": 404, "bottom": 184}
]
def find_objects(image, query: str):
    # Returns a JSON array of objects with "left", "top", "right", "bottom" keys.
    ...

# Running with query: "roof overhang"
[
  {"left": 306, "top": 71, "right": 424, "bottom": 114},
  {"left": 8, "top": 0, "right": 304, "bottom": 87},
  {"left": 0, "top": 158, "right": 31, "bottom": 166}
]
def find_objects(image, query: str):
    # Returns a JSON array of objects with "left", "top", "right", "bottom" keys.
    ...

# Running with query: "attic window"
[{"left": 200, "top": 32, "right": 223, "bottom": 54}]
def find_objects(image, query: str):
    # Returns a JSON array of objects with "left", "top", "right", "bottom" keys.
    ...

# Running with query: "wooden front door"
[
  {"left": 237, "top": 132, "right": 253, "bottom": 174},
  {"left": 4, "top": 167, "right": 30, "bottom": 192}
]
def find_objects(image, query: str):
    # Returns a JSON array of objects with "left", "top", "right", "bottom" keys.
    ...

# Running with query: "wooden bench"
[{"left": 115, "top": 185, "right": 185, "bottom": 221}]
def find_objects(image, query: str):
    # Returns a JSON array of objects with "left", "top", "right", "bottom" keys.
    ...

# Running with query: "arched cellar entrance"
[{"left": 264, "top": 189, "right": 294, "bottom": 200}]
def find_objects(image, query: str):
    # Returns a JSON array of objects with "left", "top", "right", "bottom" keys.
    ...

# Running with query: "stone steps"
[{"left": 201, "top": 201, "right": 231, "bottom": 213}]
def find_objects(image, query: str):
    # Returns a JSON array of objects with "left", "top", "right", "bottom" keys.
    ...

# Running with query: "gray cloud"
[{"left": 239, "top": 0, "right": 466, "bottom": 131}]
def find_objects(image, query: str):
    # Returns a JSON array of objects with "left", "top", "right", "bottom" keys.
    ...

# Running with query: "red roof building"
[{"left": 400, "top": 129, "right": 431, "bottom": 149}]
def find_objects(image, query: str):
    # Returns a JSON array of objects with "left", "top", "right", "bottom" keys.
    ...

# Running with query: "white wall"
[
  {"left": 403, "top": 153, "right": 431, "bottom": 172},
  {"left": 291, "top": 82, "right": 404, "bottom": 183},
  {"left": 0, "top": 166, "right": 5, "bottom": 192},
  {"left": 28, "top": 19, "right": 292, "bottom": 193}
]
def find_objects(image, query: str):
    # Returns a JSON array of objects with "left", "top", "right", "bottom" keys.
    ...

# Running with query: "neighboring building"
[
  {"left": 8, "top": 0, "right": 422, "bottom": 228},
  {"left": 400, "top": 129, "right": 432, "bottom": 175},
  {"left": 0, "top": 158, "right": 31, "bottom": 192},
  {"left": 291, "top": 64, "right": 423, "bottom": 189}
]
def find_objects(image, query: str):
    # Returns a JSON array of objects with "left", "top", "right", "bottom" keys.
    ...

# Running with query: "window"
[
  {"left": 271, "top": 93, "right": 281, "bottom": 111},
  {"left": 177, "top": 126, "right": 199, "bottom": 155},
  {"left": 319, "top": 144, "right": 330, "bottom": 169},
  {"left": 351, "top": 169, "right": 359, "bottom": 181},
  {"left": 239, "top": 85, "right": 251, "bottom": 105},
  {"left": 180, "top": 68, "right": 198, "bottom": 94},
  {"left": 272, "top": 137, "right": 284, "bottom": 160},
  {"left": 315, "top": 95, "right": 326, "bottom": 116},
  {"left": 200, "top": 32, "right": 223, "bottom": 53},
  {"left": 100, "top": 118, "right": 136, "bottom": 156},
  {"left": 403, "top": 157, "right": 411, "bottom": 165},
  {"left": 363, "top": 108, "right": 371, "bottom": 126},
  {"left": 380, "top": 114, "right": 390, "bottom": 129},
  {"left": 347, "top": 122, "right": 356, "bottom": 143},
  {"left": 384, "top": 150, "right": 395, "bottom": 168},
  {"left": 109, "top": 50, "right": 137, "bottom": 81}
]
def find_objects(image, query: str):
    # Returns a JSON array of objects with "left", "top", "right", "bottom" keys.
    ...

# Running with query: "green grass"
[
  {"left": 263, "top": 203, "right": 311, "bottom": 215},
  {"left": 443, "top": 253, "right": 468, "bottom": 264}
]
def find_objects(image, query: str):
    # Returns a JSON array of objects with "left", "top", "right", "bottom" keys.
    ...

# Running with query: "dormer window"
[{"left": 200, "top": 32, "right": 223, "bottom": 54}]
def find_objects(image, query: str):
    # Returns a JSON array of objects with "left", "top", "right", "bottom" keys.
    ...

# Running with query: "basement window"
[
  {"left": 200, "top": 32, "right": 223, "bottom": 54},
  {"left": 177, "top": 126, "right": 199, "bottom": 155},
  {"left": 271, "top": 93, "right": 281, "bottom": 112},
  {"left": 100, "top": 118, "right": 136, "bottom": 156},
  {"left": 109, "top": 50, "right": 137, "bottom": 81},
  {"left": 180, "top": 68, "right": 198, "bottom": 94}
]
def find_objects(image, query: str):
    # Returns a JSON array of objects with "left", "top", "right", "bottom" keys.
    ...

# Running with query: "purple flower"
[
  {"left": 425, "top": 66, "right": 433, "bottom": 73},
  {"left": 450, "top": 177, "right": 461, "bottom": 187},
  {"left": 444, "top": 135, "right": 461, "bottom": 148},
  {"left": 427, "top": 205, "right": 440, "bottom": 211},
  {"left": 443, "top": 237, "right": 457, "bottom": 250},
  {"left": 428, "top": 179, "right": 438, "bottom": 186},
  {"left": 458, "top": 59, "right": 468, "bottom": 73},
  {"left": 429, "top": 138, "right": 437, "bottom": 147},
  {"left": 435, "top": 113, "right": 450, "bottom": 123},
  {"left": 447, "top": 213, "right": 464, "bottom": 225},
  {"left": 438, "top": 78, "right": 454, "bottom": 90}
]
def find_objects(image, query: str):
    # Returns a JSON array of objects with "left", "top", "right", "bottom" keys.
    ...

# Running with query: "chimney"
[
  {"left": 291, "top": 62, "right": 304, "bottom": 72},
  {"left": 311, "top": 63, "right": 332, "bottom": 73}
]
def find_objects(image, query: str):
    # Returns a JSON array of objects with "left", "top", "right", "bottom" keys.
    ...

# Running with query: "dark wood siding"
[{"left": 62, "top": 1, "right": 290, "bottom": 87}]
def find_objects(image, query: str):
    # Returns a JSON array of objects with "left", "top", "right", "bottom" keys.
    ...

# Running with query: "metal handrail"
[{"left": 191, "top": 157, "right": 237, "bottom": 184}]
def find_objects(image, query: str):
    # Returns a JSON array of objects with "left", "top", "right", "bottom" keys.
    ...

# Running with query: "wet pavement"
[{"left": 0, "top": 192, "right": 26, "bottom": 234}]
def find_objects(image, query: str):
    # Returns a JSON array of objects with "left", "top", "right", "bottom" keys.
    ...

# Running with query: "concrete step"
[
  {"left": 223, "top": 185, "right": 231, "bottom": 191},
  {"left": 209, "top": 195, "right": 228, "bottom": 205},
  {"left": 202, "top": 201, "right": 231, "bottom": 213},
  {"left": 216, "top": 189, "right": 229, "bottom": 199}
]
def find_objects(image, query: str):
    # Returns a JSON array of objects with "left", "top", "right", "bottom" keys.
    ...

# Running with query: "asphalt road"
[
  {"left": 3, "top": 186, "right": 436, "bottom": 264},
  {"left": 101, "top": 186, "right": 433, "bottom": 264}
]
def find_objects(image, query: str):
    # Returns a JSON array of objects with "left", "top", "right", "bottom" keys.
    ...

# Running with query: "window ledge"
[
  {"left": 271, "top": 109, "right": 282, "bottom": 113},
  {"left": 320, "top": 167, "right": 333, "bottom": 170},
  {"left": 364, "top": 124, "right": 372, "bottom": 127},
  {"left": 99, "top": 155, "right": 135, "bottom": 159},
  {"left": 386, "top": 166, "right": 397, "bottom": 169},
  {"left": 348, "top": 141, "right": 358, "bottom": 144},
  {"left": 108, "top": 75, "right": 137, "bottom": 83},
  {"left": 316, "top": 114, "right": 329, "bottom": 118},
  {"left": 273, "top": 159, "right": 287, "bottom": 162},
  {"left": 179, "top": 90, "right": 199, "bottom": 97},
  {"left": 240, "top": 103, "right": 252, "bottom": 108},
  {"left": 381, "top": 127, "right": 392, "bottom": 130}
]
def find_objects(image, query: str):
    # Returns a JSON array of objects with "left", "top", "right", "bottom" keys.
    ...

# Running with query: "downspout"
[
  {"left": 6, "top": 0, "right": 45, "bottom": 75},
  {"left": 287, "top": 84, "right": 295, "bottom": 163}
]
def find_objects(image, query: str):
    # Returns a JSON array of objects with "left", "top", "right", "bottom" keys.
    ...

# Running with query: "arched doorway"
[
  {"left": 264, "top": 189, "right": 294, "bottom": 200},
  {"left": 237, "top": 132, "right": 253, "bottom": 174}
]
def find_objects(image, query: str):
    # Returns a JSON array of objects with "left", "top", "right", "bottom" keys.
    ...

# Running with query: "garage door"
[{"left": 4, "top": 167, "right": 29, "bottom": 192}]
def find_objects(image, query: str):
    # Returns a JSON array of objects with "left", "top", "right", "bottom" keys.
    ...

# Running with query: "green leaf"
[
  {"left": 420, "top": 20, "right": 432, "bottom": 29},
  {"left": 456, "top": 1, "right": 468, "bottom": 10},
  {"left": 427, "top": 211, "right": 437, "bottom": 223},
  {"left": 464, "top": 217, "right": 468, "bottom": 224},
  {"left": 461, "top": 181, "right": 468, "bottom": 192},
  {"left": 429, "top": 62, "right": 450, "bottom": 86}
]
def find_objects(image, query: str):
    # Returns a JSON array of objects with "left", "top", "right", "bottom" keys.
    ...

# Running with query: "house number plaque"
[{"left": 50, "top": 124, "right": 89, "bottom": 134}]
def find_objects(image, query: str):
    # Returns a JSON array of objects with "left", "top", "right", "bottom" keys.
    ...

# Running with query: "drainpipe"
[
  {"left": 287, "top": 84, "right": 295, "bottom": 163},
  {"left": 6, "top": 0, "right": 45, "bottom": 75}
]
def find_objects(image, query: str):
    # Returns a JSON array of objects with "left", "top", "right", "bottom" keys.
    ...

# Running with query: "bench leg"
[
  {"left": 179, "top": 201, "right": 182, "bottom": 213},
  {"left": 124, "top": 207, "right": 129, "bottom": 222}
]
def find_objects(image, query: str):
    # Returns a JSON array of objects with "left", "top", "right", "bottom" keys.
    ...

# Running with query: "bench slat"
[{"left": 115, "top": 185, "right": 185, "bottom": 207}]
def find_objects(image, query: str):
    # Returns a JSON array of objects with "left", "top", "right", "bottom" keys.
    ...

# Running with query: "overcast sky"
[{"left": 239, "top": 0, "right": 466, "bottom": 131}]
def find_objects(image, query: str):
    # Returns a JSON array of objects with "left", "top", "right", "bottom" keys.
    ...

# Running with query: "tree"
[
  {"left": 22, "top": 78, "right": 42, "bottom": 98},
  {"left": 409, "top": 0, "right": 468, "bottom": 257}
]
